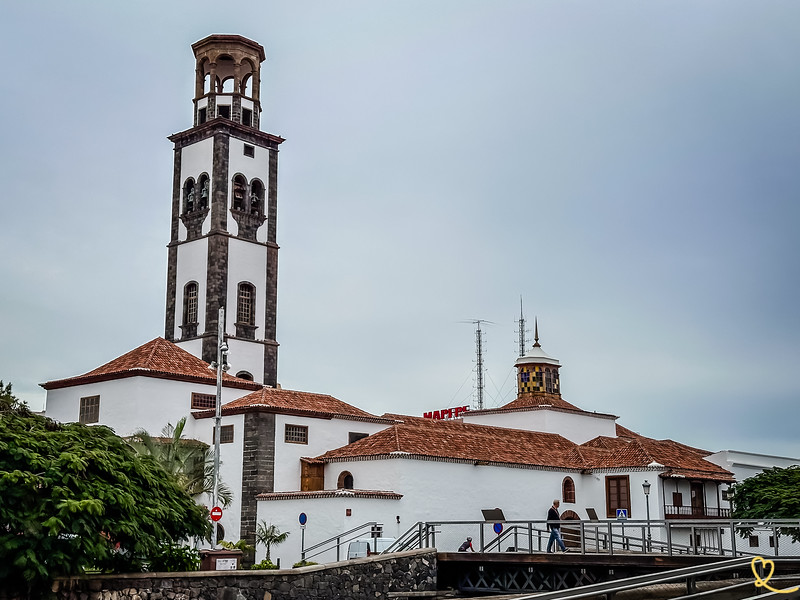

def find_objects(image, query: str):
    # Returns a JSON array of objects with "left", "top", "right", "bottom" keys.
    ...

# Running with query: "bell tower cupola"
[
  {"left": 192, "top": 34, "right": 265, "bottom": 129},
  {"left": 514, "top": 319, "right": 561, "bottom": 398},
  {"left": 164, "top": 34, "right": 285, "bottom": 387}
]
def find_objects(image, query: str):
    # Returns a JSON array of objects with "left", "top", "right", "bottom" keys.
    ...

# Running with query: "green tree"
[
  {"left": 128, "top": 417, "right": 233, "bottom": 507},
  {"left": 730, "top": 466, "right": 800, "bottom": 541},
  {"left": 0, "top": 379, "right": 23, "bottom": 410},
  {"left": 255, "top": 521, "right": 290, "bottom": 561},
  {"left": 0, "top": 399, "right": 211, "bottom": 598}
]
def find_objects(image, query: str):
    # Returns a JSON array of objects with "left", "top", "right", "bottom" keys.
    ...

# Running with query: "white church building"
[{"left": 43, "top": 34, "right": 789, "bottom": 566}]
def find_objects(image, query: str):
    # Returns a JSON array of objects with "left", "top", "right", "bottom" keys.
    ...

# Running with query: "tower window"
[
  {"left": 183, "top": 282, "right": 198, "bottom": 325},
  {"left": 183, "top": 179, "right": 196, "bottom": 213},
  {"left": 243, "top": 144, "right": 255, "bottom": 157},
  {"left": 232, "top": 175, "right": 247, "bottom": 211},
  {"left": 79, "top": 396, "right": 100, "bottom": 424},
  {"left": 198, "top": 107, "right": 207, "bottom": 124},
  {"left": 218, "top": 105, "right": 231, "bottom": 119},
  {"left": 242, "top": 109, "right": 253, "bottom": 128},
  {"left": 236, "top": 371, "right": 254, "bottom": 381},
  {"left": 249, "top": 180, "right": 264, "bottom": 215},
  {"left": 197, "top": 175, "right": 209, "bottom": 210},
  {"left": 237, "top": 282, "right": 255, "bottom": 325}
]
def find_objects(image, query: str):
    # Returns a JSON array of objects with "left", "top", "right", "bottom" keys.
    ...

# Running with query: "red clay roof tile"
[{"left": 41, "top": 337, "right": 261, "bottom": 391}]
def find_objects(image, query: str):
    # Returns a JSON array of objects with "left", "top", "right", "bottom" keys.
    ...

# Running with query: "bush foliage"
[{"left": 0, "top": 388, "right": 211, "bottom": 598}]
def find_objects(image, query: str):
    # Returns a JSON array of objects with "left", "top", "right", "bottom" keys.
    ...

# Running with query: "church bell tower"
[{"left": 164, "top": 34, "right": 284, "bottom": 386}]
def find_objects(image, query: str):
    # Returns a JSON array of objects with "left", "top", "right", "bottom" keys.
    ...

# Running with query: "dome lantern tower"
[{"left": 514, "top": 318, "right": 562, "bottom": 398}]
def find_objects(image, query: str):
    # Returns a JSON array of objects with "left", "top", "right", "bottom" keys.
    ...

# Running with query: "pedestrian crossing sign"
[{"left": 616, "top": 509, "right": 628, "bottom": 520}]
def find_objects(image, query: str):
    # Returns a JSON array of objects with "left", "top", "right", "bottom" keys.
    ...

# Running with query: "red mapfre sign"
[{"left": 423, "top": 406, "right": 469, "bottom": 420}]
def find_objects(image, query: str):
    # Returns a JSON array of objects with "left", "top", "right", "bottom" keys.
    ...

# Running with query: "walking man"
[{"left": 547, "top": 499, "right": 567, "bottom": 553}]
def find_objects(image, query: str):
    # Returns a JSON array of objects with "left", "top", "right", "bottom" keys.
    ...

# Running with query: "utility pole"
[{"left": 211, "top": 306, "right": 229, "bottom": 548}]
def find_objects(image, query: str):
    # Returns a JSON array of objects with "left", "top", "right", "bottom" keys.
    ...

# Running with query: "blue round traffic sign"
[
  {"left": 299, "top": 512, "right": 307, "bottom": 526},
  {"left": 493, "top": 522, "right": 503, "bottom": 534}
]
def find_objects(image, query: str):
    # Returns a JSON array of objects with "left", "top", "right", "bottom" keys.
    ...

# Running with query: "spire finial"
[{"left": 533, "top": 317, "right": 541, "bottom": 348}]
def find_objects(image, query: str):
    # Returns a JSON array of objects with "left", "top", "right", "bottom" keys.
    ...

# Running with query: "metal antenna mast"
[
  {"left": 475, "top": 321, "right": 485, "bottom": 410},
  {"left": 517, "top": 296, "right": 527, "bottom": 357}
]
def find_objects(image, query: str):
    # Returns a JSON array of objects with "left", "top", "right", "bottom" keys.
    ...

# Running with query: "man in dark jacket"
[{"left": 547, "top": 499, "right": 567, "bottom": 552}]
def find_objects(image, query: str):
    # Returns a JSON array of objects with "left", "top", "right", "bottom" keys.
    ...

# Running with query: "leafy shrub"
[
  {"left": 251, "top": 558, "right": 279, "bottom": 570},
  {"left": 146, "top": 543, "right": 201, "bottom": 572},
  {"left": 293, "top": 560, "right": 318, "bottom": 568}
]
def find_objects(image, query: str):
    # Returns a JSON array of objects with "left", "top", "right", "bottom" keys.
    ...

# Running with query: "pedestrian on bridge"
[{"left": 547, "top": 499, "right": 567, "bottom": 553}]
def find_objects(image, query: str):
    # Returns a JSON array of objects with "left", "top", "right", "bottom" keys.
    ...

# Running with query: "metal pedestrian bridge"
[{"left": 385, "top": 518, "right": 800, "bottom": 595}]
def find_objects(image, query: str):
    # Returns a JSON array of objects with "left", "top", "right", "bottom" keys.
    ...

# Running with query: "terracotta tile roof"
[
  {"left": 319, "top": 416, "right": 583, "bottom": 470},
  {"left": 41, "top": 337, "right": 261, "bottom": 391},
  {"left": 497, "top": 393, "right": 581, "bottom": 411},
  {"left": 615, "top": 423, "right": 642, "bottom": 439},
  {"left": 322, "top": 414, "right": 733, "bottom": 481},
  {"left": 580, "top": 436, "right": 733, "bottom": 482},
  {"left": 257, "top": 489, "right": 402, "bottom": 501},
  {"left": 198, "top": 387, "right": 391, "bottom": 422}
]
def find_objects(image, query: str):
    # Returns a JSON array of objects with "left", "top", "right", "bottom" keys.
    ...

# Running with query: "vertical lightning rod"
[{"left": 517, "top": 296, "right": 527, "bottom": 357}]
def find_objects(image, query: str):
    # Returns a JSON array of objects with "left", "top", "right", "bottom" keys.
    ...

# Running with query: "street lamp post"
[
  {"left": 210, "top": 306, "right": 229, "bottom": 548},
  {"left": 642, "top": 480, "right": 651, "bottom": 553}
]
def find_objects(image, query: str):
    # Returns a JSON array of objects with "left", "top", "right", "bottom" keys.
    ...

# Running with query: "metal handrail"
[
  {"left": 301, "top": 521, "right": 380, "bottom": 562},
  {"left": 383, "top": 518, "right": 800, "bottom": 558}
]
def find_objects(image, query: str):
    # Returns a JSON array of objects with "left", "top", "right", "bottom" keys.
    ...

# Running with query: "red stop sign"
[{"left": 210, "top": 506, "right": 223, "bottom": 522}]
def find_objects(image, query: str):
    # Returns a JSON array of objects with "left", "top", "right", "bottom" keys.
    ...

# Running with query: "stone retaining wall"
[{"left": 51, "top": 549, "right": 437, "bottom": 600}]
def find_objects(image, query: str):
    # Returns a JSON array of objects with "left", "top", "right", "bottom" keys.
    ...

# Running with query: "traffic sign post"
[
  {"left": 299, "top": 512, "right": 307, "bottom": 562},
  {"left": 616, "top": 508, "right": 628, "bottom": 520},
  {"left": 210, "top": 506, "right": 223, "bottom": 522}
]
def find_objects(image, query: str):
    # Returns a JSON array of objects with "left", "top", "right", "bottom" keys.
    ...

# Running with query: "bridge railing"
[{"left": 384, "top": 519, "right": 800, "bottom": 558}]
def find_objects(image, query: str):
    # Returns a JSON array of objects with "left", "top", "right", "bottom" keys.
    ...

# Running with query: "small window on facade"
[
  {"left": 243, "top": 144, "right": 255, "bottom": 157},
  {"left": 237, "top": 282, "right": 255, "bottom": 325},
  {"left": 236, "top": 371, "right": 254, "bottom": 381},
  {"left": 749, "top": 535, "right": 760, "bottom": 548},
  {"left": 769, "top": 535, "right": 775, "bottom": 548},
  {"left": 212, "top": 424, "right": 234, "bottom": 444},
  {"left": 349, "top": 432, "right": 369, "bottom": 444},
  {"left": 218, "top": 105, "right": 231, "bottom": 119},
  {"left": 605, "top": 475, "right": 631, "bottom": 518},
  {"left": 673, "top": 492, "right": 683, "bottom": 507},
  {"left": 198, "top": 107, "right": 207, "bottom": 124},
  {"left": 285, "top": 424, "right": 308, "bottom": 444},
  {"left": 183, "top": 282, "right": 198, "bottom": 325},
  {"left": 338, "top": 471, "right": 354, "bottom": 489},
  {"left": 216, "top": 523, "right": 225, "bottom": 541},
  {"left": 79, "top": 395, "right": 100, "bottom": 424},
  {"left": 191, "top": 392, "right": 216, "bottom": 410},
  {"left": 242, "top": 110, "right": 253, "bottom": 128},
  {"left": 562, "top": 477, "right": 576, "bottom": 504}
]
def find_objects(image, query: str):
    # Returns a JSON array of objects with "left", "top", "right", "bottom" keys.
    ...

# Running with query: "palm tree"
[
  {"left": 255, "top": 521, "right": 289, "bottom": 561},
  {"left": 128, "top": 417, "right": 233, "bottom": 507}
]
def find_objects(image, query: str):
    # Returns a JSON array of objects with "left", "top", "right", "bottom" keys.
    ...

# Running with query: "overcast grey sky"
[{"left": 1, "top": 1, "right": 798, "bottom": 457}]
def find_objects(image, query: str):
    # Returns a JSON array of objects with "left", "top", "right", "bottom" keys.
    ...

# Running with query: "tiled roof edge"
[
  {"left": 41, "top": 369, "right": 262, "bottom": 391},
  {"left": 321, "top": 452, "right": 589, "bottom": 472},
  {"left": 257, "top": 490, "right": 403, "bottom": 501},
  {"left": 192, "top": 405, "right": 393, "bottom": 423}
]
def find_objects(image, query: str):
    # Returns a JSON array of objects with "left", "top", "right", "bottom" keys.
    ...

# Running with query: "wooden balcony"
[{"left": 664, "top": 504, "right": 731, "bottom": 519}]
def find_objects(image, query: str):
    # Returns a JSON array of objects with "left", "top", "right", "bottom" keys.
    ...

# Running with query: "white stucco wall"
[
  {"left": 173, "top": 236, "right": 209, "bottom": 340},
  {"left": 256, "top": 456, "right": 671, "bottom": 564},
  {"left": 179, "top": 137, "right": 214, "bottom": 241},
  {"left": 272, "top": 414, "right": 391, "bottom": 492},
  {"left": 706, "top": 450, "right": 800, "bottom": 483},
  {"left": 463, "top": 408, "right": 617, "bottom": 443},
  {"left": 191, "top": 412, "right": 246, "bottom": 546},
  {"left": 227, "top": 136, "right": 271, "bottom": 243},
  {"left": 44, "top": 376, "right": 251, "bottom": 439}
]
